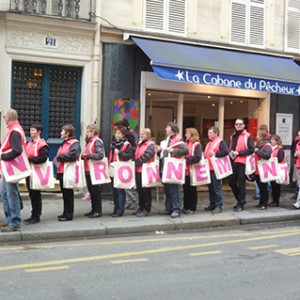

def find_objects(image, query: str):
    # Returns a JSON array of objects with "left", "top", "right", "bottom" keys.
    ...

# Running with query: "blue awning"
[{"left": 132, "top": 37, "right": 300, "bottom": 96}]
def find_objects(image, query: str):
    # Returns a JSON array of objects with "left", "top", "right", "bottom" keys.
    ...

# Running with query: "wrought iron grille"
[
  {"left": 10, "top": 0, "right": 93, "bottom": 20},
  {"left": 12, "top": 65, "right": 43, "bottom": 136},
  {"left": 48, "top": 69, "right": 78, "bottom": 138}
]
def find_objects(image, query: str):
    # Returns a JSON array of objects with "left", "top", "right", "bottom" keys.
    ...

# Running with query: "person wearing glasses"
[{"left": 228, "top": 118, "right": 254, "bottom": 212}]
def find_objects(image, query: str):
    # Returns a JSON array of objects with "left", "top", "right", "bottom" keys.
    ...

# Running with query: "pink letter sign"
[{"left": 211, "top": 155, "right": 233, "bottom": 180}]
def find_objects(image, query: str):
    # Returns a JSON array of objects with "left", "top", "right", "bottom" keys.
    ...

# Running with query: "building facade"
[
  {"left": 1, "top": 0, "right": 300, "bottom": 165},
  {"left": 0, "top": 0, "right": 97, "bottom": 158},
  {"left": 99, "top": 0, "right": 300, "bottom": 164}
]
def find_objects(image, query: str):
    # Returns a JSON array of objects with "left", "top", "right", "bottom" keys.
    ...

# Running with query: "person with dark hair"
[
  {"left": 115, "top": 119, "right": 136, "bottom": 148},
  {"left": 81, "top": 124, "right": 105, "bottom": 218},
  {"left": 54, "top": 124, "right": 81, "bottom": 221},
  {"left": 114, "top": 119, "right": 137, "bottom": 209},
  {"left": 254, "top": 130, "right": 272, "bottom": 210},
  {"left": 109, "top": 126, "right": 134, "bottom": 217},
  {"left": 204, "top": 126, "right": 229, "bottom": 214},
  {"left": 228, "top": 118, "right": 254, "bottom": 212},
  {"left": 156, "top": 122, "right": 189, "bottom": 218},
  {"left": 0, "top": 109, "right": 26, "bottom": 232},
  {"left": 24, "top": 124, "right": 49, "bottom": 224}
]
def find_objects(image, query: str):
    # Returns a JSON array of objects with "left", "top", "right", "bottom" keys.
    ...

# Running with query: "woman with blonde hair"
[
  {"left": 183, "top": 128, "right": 202, "bottom": 214},
  {"left": 134, "top": 128, "right": 155, "bottom": 217}
]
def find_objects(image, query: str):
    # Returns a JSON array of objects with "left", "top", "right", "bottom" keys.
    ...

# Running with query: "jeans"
[
  {"left": 112, "top": 179, "right": 126, "bottom": 216},
  {"left": 207, "top": 171, "right": 223, "bottom": 208},
  {"left": 164, "top": 183, "right": 182, "bottom": 213},
  {"left": 228, "top": 163, "right": 246, "bottom": 206},
  {"left": 2, "top": 176, "right": 21, "bottom": 227}
]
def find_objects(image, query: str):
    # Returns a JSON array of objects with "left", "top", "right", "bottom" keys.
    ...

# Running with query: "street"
[{"left": 1, "top": 223, "right": 300, "bottom": 300}]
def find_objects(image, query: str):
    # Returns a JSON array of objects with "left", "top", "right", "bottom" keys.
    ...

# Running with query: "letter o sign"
[{"left": 118, "top": 166, "right": 133, "bottom": 183}]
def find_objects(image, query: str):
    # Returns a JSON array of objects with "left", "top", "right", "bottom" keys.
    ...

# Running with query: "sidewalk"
[{"left": 0, "top": 186, "right": 299, "bottom": 243}]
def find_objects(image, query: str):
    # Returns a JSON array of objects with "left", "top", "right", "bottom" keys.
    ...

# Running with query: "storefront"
[{"left": 100, "top": 35, "right": 300, "bottom": 171}]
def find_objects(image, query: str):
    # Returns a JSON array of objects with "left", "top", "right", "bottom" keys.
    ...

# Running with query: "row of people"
[{"left": 0, "top": 110, "right": 287, "bottom": 232}]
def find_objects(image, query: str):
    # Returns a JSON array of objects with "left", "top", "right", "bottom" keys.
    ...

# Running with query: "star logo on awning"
[{"left": 175, "top": 70, "right": 184, "bottom": 81}]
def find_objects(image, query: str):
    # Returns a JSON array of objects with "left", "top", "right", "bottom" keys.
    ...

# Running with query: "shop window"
[
  {"left": 144, "top": 0, "right": 187, "bottom": 36},
  {"left": 285, "top": 0, "right": 300, "bottom": 53},
  {"left": 230, "top": 0, "right": 265, "bottom": 48}
]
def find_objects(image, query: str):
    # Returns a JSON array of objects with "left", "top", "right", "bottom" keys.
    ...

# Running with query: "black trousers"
[
  {"left": 228, "top": 163, "right": 246, "bottom": 207},
  {"left": 136, "top": 172, "right": 152, "bottom": 213},
  {"left": 183, "top": 175, "right": 198, "bottom": 211},
  {"left": 26, "top": 176, "right": 42, "bottom": 219},
  {"left": 85, "top": 172, "right": 102, "bottom": 214},
  {"left": 57, "top": 173, "right": 74, "bottom": 218},
  {"left": 270, "top": 181, "right": 281, "bottom": 205},
  {"left": 255, "top": 174, "right": 269, "bottom": 207}
]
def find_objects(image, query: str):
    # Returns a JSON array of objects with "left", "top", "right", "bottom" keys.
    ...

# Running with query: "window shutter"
[
  {"left": 144, "top": 0, "right": 165, "bottom": 31},
  {"left": 168, "top": 0, "right": 186, "bottom": 35},
  {"left": 286, "top": 0, "right": 300, "bottom": 52},
  {"left": 249, "top": 0, "right": 265, "bottom": 46},
  {"left": 231, "top": 1, "right": 247, "bottom": 44}
]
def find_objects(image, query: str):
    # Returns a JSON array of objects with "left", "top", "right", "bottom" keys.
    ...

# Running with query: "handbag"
[
  {"left": 142, "top": 157, "right": 163, "bottom": 188},
  {"left": 88, "top": 157, "right": 111, "bottom": 185},
  {"left": 190, "top": 154, "right": 211, "bottom": 186},
  {"left": 276, "top": 162, "right": 289, "bottom": 185},
  {"left": 30, "top": 159, "right": 55, "bottom": 190},
  {"left": 0, "top": 147, "right": 32, "bottom": 183},
  {"left": 63, "top": 160, "right": 86, "bottom": 189},
  {"left": 245, "top": 154, "right": 255, "bottom": 175},
  {"left": 257, "top": 157, "right": 280, "bottom": 183},
  {"left": 162, "top": 154, "right": 186, "bottom": 184},
  {"left": 210, "top": 155, "right": 233, "bottom": 180},
  {"left": 113, "top": 160, "right": 136, "bottom": 189}
]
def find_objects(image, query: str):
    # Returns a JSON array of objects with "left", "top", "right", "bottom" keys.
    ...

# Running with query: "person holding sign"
[
  {"left": 81, "top": 124, "right": 105, "bottom": 218},
  {"left": 204, "top": 126, "right": 229, "bottom": 214},
  {"left": 54, "top": 124, "right": 81, "bottom": 221},
  {"left": 0, "top": 109, "right": 26, "bottom": 232},
  {"left": 109, "top": 126, "right": 134, "bottom": 217},
  {"left": 24, "top": 124, "right": 49, "bottom": 224},
  {"left": 134, "top": 128, "right": 155, "bottom": 217},
  {"left": 228, "top": 118, "right": 254, "bottom": 212},
  {"left": 269, "top": 134, "right": 285, "bottom": 207},
  {"left": 156, "top": 122, "right": 188, "bottom": 218},
  {"left": 183, "top": 128, "right": 202, "bottom": 215},
  {"left": 254, "top": 130, "right": 272, "bottom": 210}
]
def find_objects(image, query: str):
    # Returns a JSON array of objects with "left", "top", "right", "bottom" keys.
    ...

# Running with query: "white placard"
[{"left": 276, "top": 113, "right": 293, "bottom": 146}]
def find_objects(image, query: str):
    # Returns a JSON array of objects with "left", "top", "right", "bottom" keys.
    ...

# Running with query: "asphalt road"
[{"left": 1, "top": 223, "right": 300, "bottom": 300}]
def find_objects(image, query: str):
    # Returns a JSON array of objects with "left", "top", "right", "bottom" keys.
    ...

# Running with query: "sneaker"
[
  {"left": 136, "top": 210, "right": 149, "bottom": 217},
  {"left": 82, "top": 193, "right": 91, "bottom": 201},
  {"left": 293, "top": 202, "right": 300, "bottom": 209},
  {"left": 261, "top": 206, "right": 267, "bottom": 210},
  {"left": 212, "top": 206, "right": 222, "bottom": 214},
  {"left": 170, "top": 211, "right": 180, "bottom": 218},
  {"left": 252, "top": 195, "right": 260, "bottom": 200},
  {"left": 233, "top": 205, "right": 244, "bottom": 212},
  {"left": 1, "top": 225, "right": 21, "bottom": 232},
  {"left": 132, "top": 209, "right": 142, "bottom": 215},
  {"left": 204, "top": 205, "right": 216, "bottom": 211}
]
